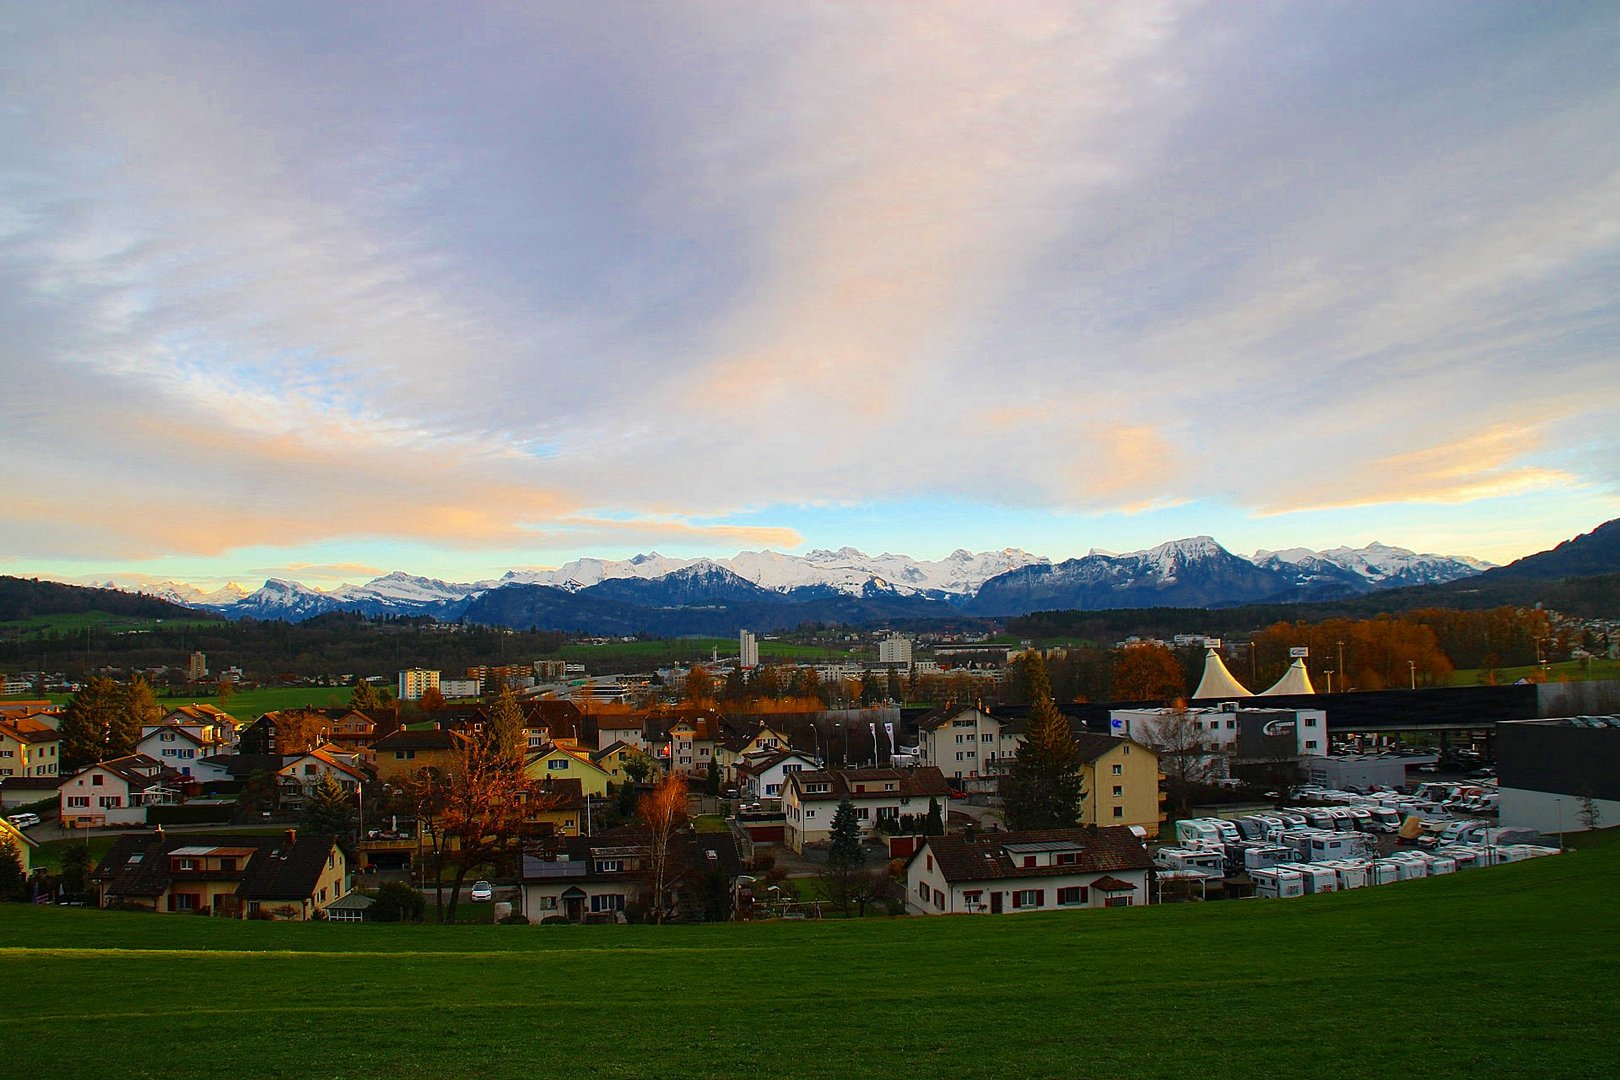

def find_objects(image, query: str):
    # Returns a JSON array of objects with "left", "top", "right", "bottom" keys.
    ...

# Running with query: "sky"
[{"left": 3, "top": 2, "right": 1618, "bottom": 591}]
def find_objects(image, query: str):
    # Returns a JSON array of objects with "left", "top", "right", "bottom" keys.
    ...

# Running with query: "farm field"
[
  {"left": 2, "top": 828, "right": 1616, "bottom": 1079},
  {"left": 1449, "top": 657, "right": 1620, "bottom": 688}
]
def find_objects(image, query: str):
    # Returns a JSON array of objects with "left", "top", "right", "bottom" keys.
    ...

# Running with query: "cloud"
[
  {"left": 0, "top": 3, "right": 1617, "bottom": 577},
  {"left": 1257, "top": 424, "right": 1578, "bottom": 516}
]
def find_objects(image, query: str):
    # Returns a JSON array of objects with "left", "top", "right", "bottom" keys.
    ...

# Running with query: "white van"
[{"left": 5, "top": 812, "right": 41, "bottom": 829}]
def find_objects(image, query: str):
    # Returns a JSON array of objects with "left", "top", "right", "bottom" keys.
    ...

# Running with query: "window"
[
  {"left": 179, "top": 858, "right": 195, "bottom": 870},
  {"left": 962, "top": 890, "right": 982, "bottom": 908},
  {"left": 1104, "top": 895, "right": 1131, "bottom": 908},
  {"left": 537, "top": 895, "right": 558, "bottom": 910},
  {"left": 1306, "top": 740, "right": 1318, "bottom": 750},
  {"left": 1226, "top": 719, "right": 1236, "bottom": 730},
  {"left": 1113, "top": 806, "right": 1124, "bottom": 818},
  {"left": 981, "top": 733, "right": 992, "bottom": 742},
  {"left": 173, "top": 893, "right": 196, "bottom": 911},
  {"left": 1022, "top": 855, "right": 1037, "bottom": 868},
  {"left": 548, "top": 759, "right": 569, "bottom": 771},
  {"left": 595, "top": 859, "right": 623, "bottom": 873},
  {"left": 590, "top": 893, "right": 626, "bottom": 913},
  {"left": 99, "top": 796, "right": 123, "bottom": 808},
  {"left": 1113, "top": 785, "right": 1123, "bottom": 798},
  {"left": 855, "top": 807, "right": 870, "bottom": 820},
  {"left": 1305, "top": 717, "right": 1318, "bottom": 727},
  {"left": 1011, "top": 889, "right": 1043, "bottom": 909},
  {"left": 765, "top": 784, "right": 780, "bottom": 796},
  {"left": 1112, "top": 764, "right": 1122, "bottom": 775},
  {"left": 92, "top": 774, "right": 104, "bottom": 787},
  {"left": 67, "top": 796, "right": 89, "bottom": 808},
  {"left": 1056, "top": 852, "right": 1077, "bottom": 865},
  {"left": 917, "top": 881, "right": 930, "bottom": 900},
  {"left": 1057, "top": 886, "right": 1088, "bottom": 906},
  {"left": 933, "top": 888, "right": 945, "bottom": 908},
  {"left": 219, "top": 858, "right": 236, "bottom": 872},
  {"left": 805, "top": 810, "right": 816, "bottom": 819}
]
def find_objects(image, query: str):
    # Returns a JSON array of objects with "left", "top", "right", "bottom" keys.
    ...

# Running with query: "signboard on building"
[
  {"left": 1290, "top": 647, "right": 1310, "bottom": 658},
  {"left": 1237, "top": 712, "right": 1300, "bottom": 760}
]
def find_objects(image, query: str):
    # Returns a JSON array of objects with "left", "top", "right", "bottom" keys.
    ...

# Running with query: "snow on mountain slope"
[{"left": 1257, "top": 543, "right": 1493, "bottom": 587}]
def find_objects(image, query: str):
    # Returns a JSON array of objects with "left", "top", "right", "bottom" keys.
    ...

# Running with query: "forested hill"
[{"left": 0, "top": 576, "right": 219, "bottom": 624}]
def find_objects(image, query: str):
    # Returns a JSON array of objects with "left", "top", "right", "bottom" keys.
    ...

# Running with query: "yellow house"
[
  {"left": 590, "top": 741, "right": 656, "bottom": 789},
  {"left": 0, "top": 818, "right": 37, "bottom": 874},
  {"left": 524, "top": 743, "right": 612, "bottom": 797},
  {"left": 1074, "top": 734, "right": 1165, "bottom": 838},
  {"left": 0, "top": 717, "right": 62, "bottom": 780},
  {"left": 526, "top": 776, "right": 587, "bottom": 837},
  {"left": 373, "top": 729, "right": 460, "bottom": 784}
]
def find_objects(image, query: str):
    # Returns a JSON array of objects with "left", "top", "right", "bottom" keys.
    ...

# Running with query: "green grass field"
[
  {"left": 3, "top": 829, "right": 1616, "bottom": 1079},
  {"left": 0, "top": 611, "right": 218, "bottom": 634}
]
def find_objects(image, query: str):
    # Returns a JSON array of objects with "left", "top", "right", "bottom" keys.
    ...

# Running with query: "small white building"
[
  {"left": 735, "top": 749, "right": 820, "bottom": 800},
  {"left": 59, "top": 754, "right": 178, "bottom": 828},
  {"left": 904, "top": 826, "right": 1154, "bottom": 915},
  {"left": 781, "top": 766, "right": 953, "bottom": 852}
]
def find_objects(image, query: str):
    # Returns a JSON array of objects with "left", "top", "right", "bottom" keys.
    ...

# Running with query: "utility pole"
[
  {"left": 1336, "top": 641, "right": 1345, "bottom": 691},
  {"left": 1408, "top": 660, "right": 1417, "bottom": 690}
]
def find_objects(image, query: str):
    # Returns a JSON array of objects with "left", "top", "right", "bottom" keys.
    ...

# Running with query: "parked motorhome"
[
  {"left": 1155, "top": 847, "right": 1226, "bottom": 875},
  {"left": 1277, "top": 863, "right": 1338, "bottom": 894},
  {"left": 1251, "top": 866, "right": 1306, "bottom": 899},
  {"left": 1175, "top": 819, "right": 1225, "bottom": 848},
  {"left": 1318, "top": 860, "right": 1370, "bottom": 889}
]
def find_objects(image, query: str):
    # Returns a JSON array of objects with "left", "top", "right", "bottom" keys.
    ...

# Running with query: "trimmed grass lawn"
[{"left": 3, "top": 829, "right": 1618, "bottom": 1079}]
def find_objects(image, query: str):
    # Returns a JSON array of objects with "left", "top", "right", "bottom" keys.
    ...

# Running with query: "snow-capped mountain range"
[{"left": 83, "top": 537, "right": 1492, "bottom": 628}]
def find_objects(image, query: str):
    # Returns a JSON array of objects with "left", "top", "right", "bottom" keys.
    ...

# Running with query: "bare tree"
[
  {"left": 1139, "top": 700, "right": 1223, "bottom": 815},
  {"left": 638, "top": 772, "right": 689, "bottom": 924}
]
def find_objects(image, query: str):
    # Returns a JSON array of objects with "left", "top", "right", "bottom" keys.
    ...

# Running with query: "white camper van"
[{"left": 1251, "top": 867, "right": 1306, "bottom": 899}]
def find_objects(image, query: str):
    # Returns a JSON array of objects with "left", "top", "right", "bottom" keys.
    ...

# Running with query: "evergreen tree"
[
  {"left": 59, "top": 842, "right": 93, "bottom": 900},
  {"left": 485, "top": 686, "right": 526, "bottom": 764},
  {"left": 925, "top": 797, "right": 944, "bottom": 836},
  {"left": 0, "top": 837, "right": 28, "bottom": 901},
  {"left": 704, "top": 758, "right": 721, "bottom": 796},
  {"left": 113, "top": 675, "right": 161, "bottom": 757},
  {"left": 300, "top": 773, "right": 357, "bottom": 841},
  {"left": 349, "top": 677, "right": 380, "bottom": 711},
  {"left": 59, "top": 676, "right": 123, "bottom": 768},
  {"left": 827, "top": 796, "right": 865, "bottom": 870},
  {"left": 999, "top": 651, "right": 1085, "bottom": 831}
]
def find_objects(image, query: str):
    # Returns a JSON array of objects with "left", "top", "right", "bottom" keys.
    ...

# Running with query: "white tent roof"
[
  {"left": 1192, "top": 648, "right": 1252, "bottom": 699},
  {"left": 1261, "top": 657, "right": 1316, "bottom": 696}
]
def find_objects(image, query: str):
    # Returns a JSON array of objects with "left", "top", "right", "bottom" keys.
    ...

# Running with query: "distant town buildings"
[
  {"left": 397, "top": 668, "right": 440, "bottom": 701},
  {"left": 877, "top": 633, "right": 912, "bottom": 666}
]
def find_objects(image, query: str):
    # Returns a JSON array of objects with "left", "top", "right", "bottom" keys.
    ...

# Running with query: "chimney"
[{"left": 284, "top": 828, "right": 297, "bottom": 846}]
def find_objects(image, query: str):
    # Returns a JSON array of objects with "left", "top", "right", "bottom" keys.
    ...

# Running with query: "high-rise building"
[
  {"left": 397, "top": 668, "right": 440, "bottom": 701},
  {"left": 187, "top": 651, "right": 208, "bottom": 681},
  {"left": 877, "top": 634, "right": 912, "bottom": 666},
  {"left": 739, "top": 629, "right": 759, "bottom": 669}
]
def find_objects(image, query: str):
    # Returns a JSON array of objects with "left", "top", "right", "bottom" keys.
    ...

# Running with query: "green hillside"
[{"left": 3, "top": 829, "right": 1617, "bottom": 1079}]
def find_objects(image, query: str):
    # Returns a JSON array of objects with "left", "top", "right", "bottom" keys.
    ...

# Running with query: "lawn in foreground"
[{"left": 3, "top": 830, "right": 1617, "bottom": 1080}]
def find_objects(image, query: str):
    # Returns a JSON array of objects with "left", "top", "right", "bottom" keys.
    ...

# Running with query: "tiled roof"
[
  {"left": 90, "top": 831, "right": 343, "bottom": 902},
  {"left": 531, "top": 776, "right": 586, "bottom": 811},
  {"left": 520, "top": 827, "right": 742, "bottom": 885},
  {"left": 374, "top": 728, "right": 457, "bottom": 751},
  {"left": 916, "top": 826, "right": 1152, "bottom": 884},
  {"left": 787, "top": 766, "right": 952, "bottom": 803},
  {"left": 0, "top": 718, "right": 60, "bottom": 743}
]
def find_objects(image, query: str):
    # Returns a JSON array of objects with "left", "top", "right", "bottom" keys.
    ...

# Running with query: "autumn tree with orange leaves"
[
  {"left": 1111, "top": 642, "right": 1188, "bottom": 701},
  {"left": 406, "top": 717, "right": 563, "bottom": 924}
]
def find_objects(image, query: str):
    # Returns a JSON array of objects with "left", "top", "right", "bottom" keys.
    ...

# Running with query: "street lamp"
[{"left": 1408, "top": 661, "right": 1417, "bottom": 690}]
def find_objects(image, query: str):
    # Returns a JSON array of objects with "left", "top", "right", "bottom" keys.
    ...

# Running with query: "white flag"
[{"left": 884, "top": 721, "right": 896, "bottom": 750}]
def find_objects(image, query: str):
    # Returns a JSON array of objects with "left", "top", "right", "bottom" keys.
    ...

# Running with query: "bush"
[
  {"left": 498, "top": 912, "right": 529, "bottom": 925},
  {"left": 369, "top": 881, "right": 426, "bottom": 923}
]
